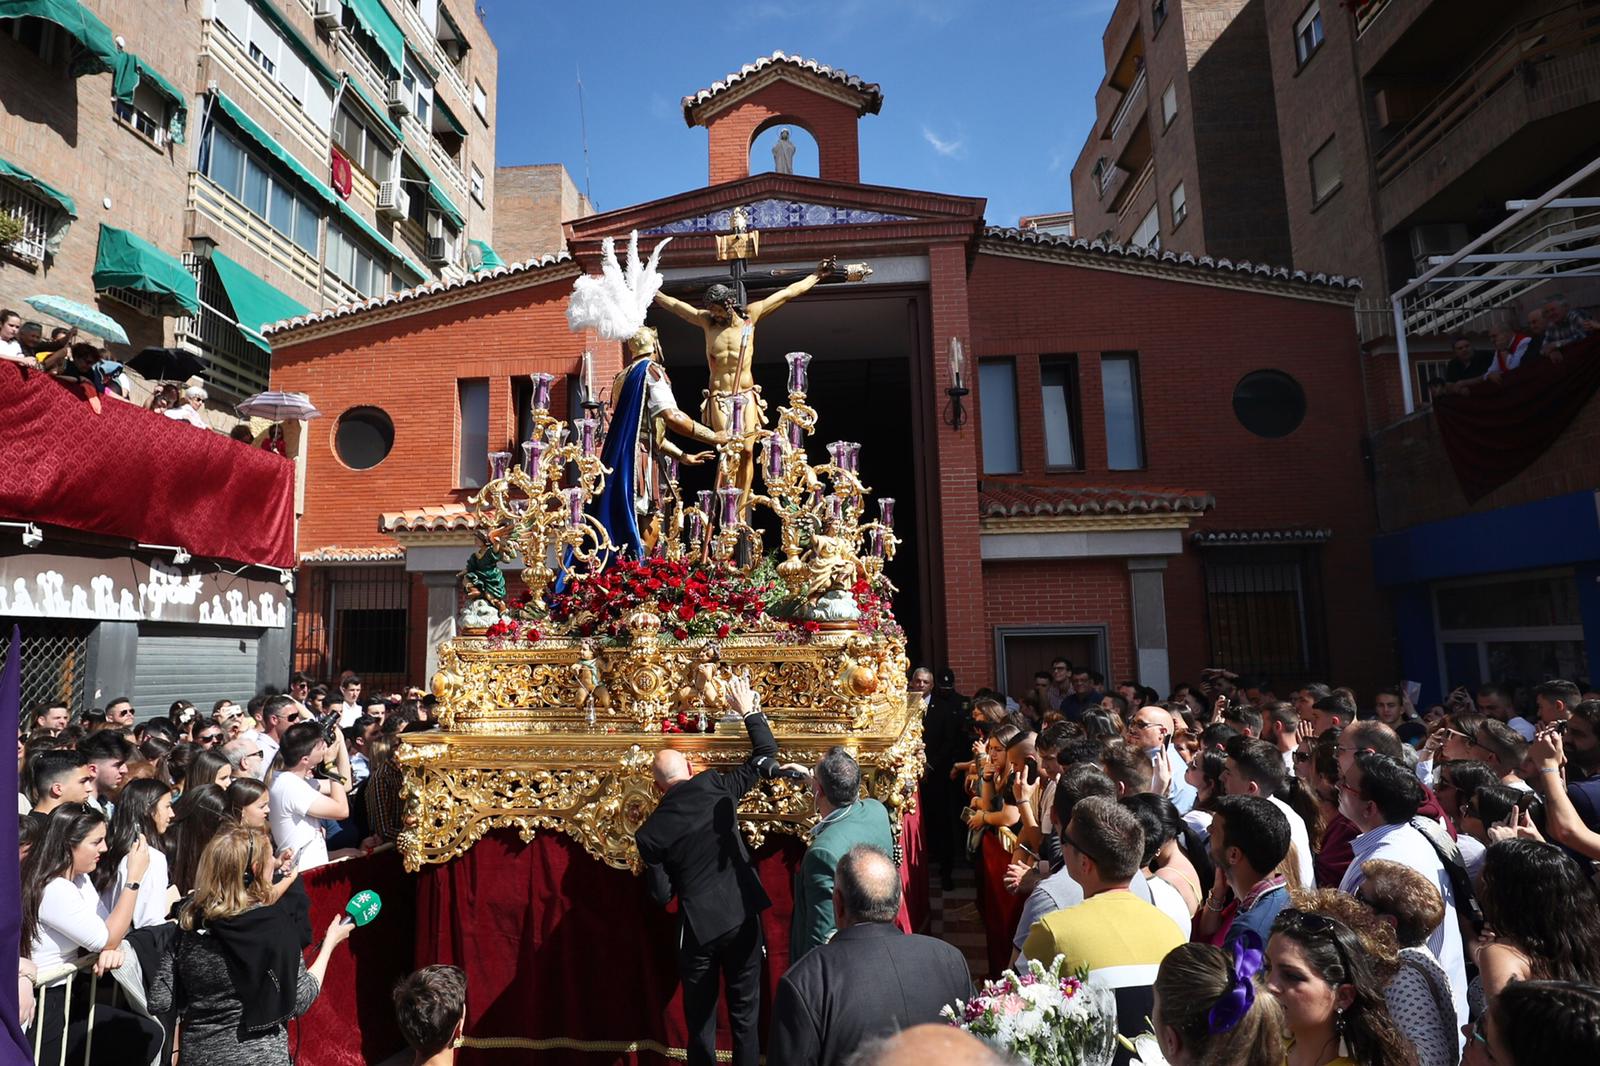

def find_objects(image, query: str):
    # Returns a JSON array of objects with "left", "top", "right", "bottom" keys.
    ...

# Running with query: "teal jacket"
[{"left": 790, "top": 797, "right": 895, "bottom": 962}]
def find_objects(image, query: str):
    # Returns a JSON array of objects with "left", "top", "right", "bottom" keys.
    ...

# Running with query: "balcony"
[
  {"left": 1105, "top": 65, "right": 1147, "bottom": 144},
  {"left": 401, "top": 111, "right": 468, "bottom": 200},
  {"left": 200, "top": 19, "right": 330, "bottom": 168},
  {"left": 1372, "top": 2, "right": 1600, "bottom": 191},
  {"left": 1113, "top": 156, "right": 1156, "bottom": 225},
  {"left": 188, "top": 172, "right": 322, "bottom": 294},
  {"left": 172, "top": 254, "right": 271, "bottom": 400},
  {"left": 394, "top": 0, "right": 473, "bottom": 107}
]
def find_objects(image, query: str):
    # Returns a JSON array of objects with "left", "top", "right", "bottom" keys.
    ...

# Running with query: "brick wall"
[
  {"left": 493, "top": 164, "right": 591, "bottom": 263},
  {"left": 967, "top": 249, "right": 1390, "bottom": 693},
  {"left": 269, "top": 271, "right": 617, "bottom": 553},
  {"left": 700, "top": 80, "right": 863, "bottom": 185},
  {"left": 983, "top": 558, "right": 1138, "bottom": 684}
]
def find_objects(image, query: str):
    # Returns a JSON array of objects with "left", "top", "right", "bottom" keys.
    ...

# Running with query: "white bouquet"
[{"left": 941, "top": 955, "right": 1119, "bottom": 1066}]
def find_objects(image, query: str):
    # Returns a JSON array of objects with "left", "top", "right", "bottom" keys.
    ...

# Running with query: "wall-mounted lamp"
[
  {"left": 944, "top": 336, "right": 969, "bottom": 430},
  {"left": 1, "top": 521, "right": 44, "bottom": 548},
  {"left": 136, "top": 542, "right": 192, "bottom": 566},
  {"left": 278, "top": 568, "right": 296, "bottom": 594}
]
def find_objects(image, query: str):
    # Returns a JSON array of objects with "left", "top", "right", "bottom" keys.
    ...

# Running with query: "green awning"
[
  {"left": 405, "top": 150, "right": 464, "bottom": 230},
  {"left": 209, "top": 251, "right": 308, "bottom": 351},
  {"left": 0, "top": 0, "right": 118, "bottom": 76},
  {"left": 340, "top": 74, "right": 401, "bottom": 143},
  {"left": 331, "top": 199, "right": 427, "bottom": 282},
  {"left": 245, "top": 0, "right": 339, "bottom": 91},
  {"left": 91, "top": 224, "right": 200, "bottom": 316},
  {"left": 211, "top": 91, "right": 335, "bottom": 204},
  {"left": 432, "top": 93, "right": 467, "bottom": 138},
  {"left": 112, "top": 53, "right": 188, "bottom": 144},
  {"left": 344, "top": 0, "right": 404, "bottom": 77},
  {"left": 469, "top": 239, "right": 503, "bottom": 272},
  {"left": 0, "top": 155, "right": 74, "bottom": 255}
]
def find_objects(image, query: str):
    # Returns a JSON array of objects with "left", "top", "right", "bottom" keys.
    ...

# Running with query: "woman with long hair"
[
  {"left": 1121, "top": 792, "right": 1207, "bottom": 919},
  {"left": 21, "top": 803, "right": 164, "bottom": 1064},
  {"left": 148, "top": 824, "right": 352, "bottom": 1064},
  {"left": 1182, "top": 747, "right": 1228, "bottom": 838},
  {"left": 188, "top": 748, "right": 234, "bottom": 791},
  {"left": 967, "top": 723, "right": 1022, "bottom": 979},
  {"left": 227, "top": 777, "right": 270, "bottom": 829},
  {"left": 169, "top": 783, "right": 230, "bottom": 896},
  {"left": 92, "top": 777, "right": 175, "bottom": 927},
  {"left": 1151, "top": 941, "right": 1285, "bottom": 1066},
  {"left": 1266, "top": 908, "right": 1417, "bottom": 1066},
  {"left": 1479, "top": 980, "right": 1600, "bottom": 1065},
  {"left": 168, "top": 700, "right": 199, "bottom": 742},
  {"left": 160, "top": 742, "right": 197, "bottom": 795},
  {"left": 1354, "top": 861, "right": 1460, "bottom": 1066},
  {"left": 1474, "top": 840, "right": 1600, "bottom": 1012}
]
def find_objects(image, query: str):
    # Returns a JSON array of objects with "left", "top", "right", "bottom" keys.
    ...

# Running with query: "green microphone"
[{"left": 341, "top": 889, "right": 382, "bottom": 927}]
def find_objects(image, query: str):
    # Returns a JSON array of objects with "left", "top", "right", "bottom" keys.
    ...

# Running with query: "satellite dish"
[{"left": 465, "top": 241, "right": 485, "bottom": 271}]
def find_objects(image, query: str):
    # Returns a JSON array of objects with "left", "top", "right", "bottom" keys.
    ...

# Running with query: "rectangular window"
[
  {"left": 979, "top": 360, "right": 1021, "bottom": 475},
  {"left": 472, "top": 80, "right": 488, "bottom": 122},
  {"left": 1309, "top": 136, "right": 1341, "bottom": 204},
  {"left": 1040, "top": 358, "right": 1082, "bottom": 470},
  {"left": 470, "top": 164, "right": 485, "bottom": 205},
  {"left": 1170, "top": 182, "right": 1188, "bottom": 228},
  {"left": 1131, "top": 204, "right": 1160, "bottom": 250},
  {"left": 334, "top": 105, "right": 393, "bottom": 180},
  {"left": 404, "top": 56, "right": 432, "bottom": 125},
  {"left": 242, "top": 157, "right": 269, "bottom": 215},
  {"left": 1295, "top": 2, "right": 1325, "bottom": 66},
  {"left": 1202, "top": 546, "right": 1326, "bottom": 678},
  {"left": 1161, "top": 82, "right": 1177, "bottom": 128},
  {"left": 202, "top": 125, "right": 321, "bottom": 255},
  {"left": 1100, "top": 353, "right": 1145, "bottom": 470},
  {"left": 327, "top": 223, "right": 384, "bottom": 297},
  {"left": 457, "top": 379, "right": 490, "bottom": 488}
]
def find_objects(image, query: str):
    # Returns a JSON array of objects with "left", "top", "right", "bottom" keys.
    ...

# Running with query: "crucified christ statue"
[{"left": 652, "top": 256, "right": 838, "bottom": 507}]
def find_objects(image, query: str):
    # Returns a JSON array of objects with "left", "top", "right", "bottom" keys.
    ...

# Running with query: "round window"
[
  {"left": 334, "top": 406, "right": 395, "bottom": 469},
  {"left": 1232, "top": 371, "right": 1306, "bottom": 439}
]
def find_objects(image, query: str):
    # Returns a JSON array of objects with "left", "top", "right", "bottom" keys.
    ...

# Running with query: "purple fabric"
[
  {"left": 1, "top": 625, "right": 29, "bottom": 1060},
  {"left": 1206, "top": 931, "right": 1264, "bottom": 1034}
]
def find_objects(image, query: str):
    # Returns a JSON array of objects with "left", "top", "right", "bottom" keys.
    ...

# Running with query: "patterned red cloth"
[
  {"left": 0, "top": 363, "right": 295, "bottom": 567},
  {"left": 330, "top": 148, "right": 353, "bottom": 200}
]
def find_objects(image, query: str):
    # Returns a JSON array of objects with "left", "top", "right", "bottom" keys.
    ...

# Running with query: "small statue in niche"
[{"left": 772, "top": 128, "right": 796, "bottom": 174}]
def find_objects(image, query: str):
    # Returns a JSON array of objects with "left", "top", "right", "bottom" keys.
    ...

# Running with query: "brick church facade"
[{"left": 267, "top": 52, "right": 1387, "bottom": 699}]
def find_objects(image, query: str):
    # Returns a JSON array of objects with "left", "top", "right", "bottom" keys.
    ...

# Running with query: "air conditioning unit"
[
  {"left": 386, "top": 79, "right": 410, "bottom": 115},
  {"left": 312, "top": 0, "right": 341, "bottom": 28},
  {"left": 426, "top": 236, "right": 449, "bottom": 264},
  {"left": 1409, "top": 222, "right": 1470, "bottom": 272},
  {"left": 377, "top": 181, "right": 409, "bottom": 219}
]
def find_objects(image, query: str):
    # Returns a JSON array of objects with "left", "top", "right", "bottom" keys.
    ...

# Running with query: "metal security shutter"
[{"left": 133, "top": 626, "right": 260, "bottom": 713}]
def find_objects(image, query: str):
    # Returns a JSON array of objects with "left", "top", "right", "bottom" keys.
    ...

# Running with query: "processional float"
[{"left": 395, "top": 222, "right": 923, "bottom": 872}]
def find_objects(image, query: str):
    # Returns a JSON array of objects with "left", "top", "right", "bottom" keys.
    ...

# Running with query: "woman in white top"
[
  {"left": 20, "top": 802, "right": 165, "bottom": 1064},
  {"left": 93, "top": 778, "right": 176, "bottom": 928}
]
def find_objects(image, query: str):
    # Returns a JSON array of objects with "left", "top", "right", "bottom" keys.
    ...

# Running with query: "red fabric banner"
[
  {"left": 1433, "top": 333, "right": 1600, "bottom": 502},
  {"left": 0, "top": 364, "right": 296, "bottom": 567}
]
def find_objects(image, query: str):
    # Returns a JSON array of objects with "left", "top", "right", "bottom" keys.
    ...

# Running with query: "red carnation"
[
  {"left": 673, "top": 627, "right": 689, "bottom": 640},
  {"left": 676, "top": 603, "right": 695, "bottom": 621},
  {"left": 716, "top": 624, "right": 731, "bottom": 639}
]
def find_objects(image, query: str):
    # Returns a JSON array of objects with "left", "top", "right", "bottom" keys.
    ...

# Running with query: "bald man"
[
  {"left": 634, "top": 674, "right": 778, "bottom": 1066},
  {"left": 1123, "top": 705, "right": 1196, "bottom": 813},
  {"left": 843, "top": 1025, "right": 1007, "bottom": 1066}
]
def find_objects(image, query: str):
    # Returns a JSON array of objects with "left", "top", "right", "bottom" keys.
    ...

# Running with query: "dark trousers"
[
  {"left": 27, "top": 974, "right": 165, "bottom": 1066},
  {"left": 679, "top": 913, "right": 763, "bottom": 1066}
]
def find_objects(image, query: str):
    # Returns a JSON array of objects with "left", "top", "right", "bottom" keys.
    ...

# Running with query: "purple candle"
[
  {"left": 663, "top": 456, "right": 679, "bottom": 484},
  {"left": 687, "top": 511, "right": 704, "bottom": 545},
  {"left": 521, "top": 439, "right": 544, "bottom": 472},
  {"left": 564, "top": 487, "right": 584, "bottom": 528},
  {"left": 786, "top": 418, "right": 804, "bottom": 450},
  {"left": 579, "top": 418, "right": 598, "bottom": 457},
  {"left": 696, "top": 489, "right": 712, "bottom": 517},
  {"left": 785, "top": 351, "right": 812, "bottom": 394},
  {"left": 530, "top": 372, "right": 555, "bottom": 412},
  {"left": 827, "top": 495, "right": 843, "bottom": 524},
  {"left": 488, "top": 451, "right": 511, "bottom": 480},
  {"left": 844, "top": 442, "right": 861, "bottom": 473},
  {"left": 867, "top": 528, "right": 882, "bottom": 557},
  {"left": 765, "top": 432, "right": 785, "bottom": 479},
  {"left": 878, "top": 497, "right": 895, "bottom": 530},
  {"left": 718, "top": 487, "right": 741, "bottom": 527},
  {"left": 828, "top": 441, "right": 848, "bottom": 468}
]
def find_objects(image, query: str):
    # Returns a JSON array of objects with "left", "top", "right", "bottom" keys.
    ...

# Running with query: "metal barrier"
[{"left": 28, "top": 956, "right": 108, "bottom": 1066}]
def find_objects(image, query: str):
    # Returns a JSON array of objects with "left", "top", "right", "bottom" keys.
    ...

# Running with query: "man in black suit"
[
  {"left": 635, "top": 674, "right": 776, "bottom": 1066},
  {"left": 770, "top": 844, "right": 974, "bottom": 1066}
]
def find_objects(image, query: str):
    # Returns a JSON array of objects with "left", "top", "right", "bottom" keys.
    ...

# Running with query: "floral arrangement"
[{"left": 942, "top": 955, "right": 1118, "bottom": 1066}]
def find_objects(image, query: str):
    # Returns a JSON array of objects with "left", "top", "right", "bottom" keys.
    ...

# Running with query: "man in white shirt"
[
  {"left": 1123, "top": 706, "right": 1196, "bottom": 814},
  {"left": 1338, "top": 751, "right": 1468, "bottom": 1033},
  {"left": 254, "top": 694, "right": 305, "bottom": 775},
  {"left": 268, "top": 721, "right": 351, "bottom": 873},
  {"left": 1220, "top": 736, "right": 1314, "bottom": 890},
  {"left": 334, "top": 675, "right": 365, "bottom": 728}
]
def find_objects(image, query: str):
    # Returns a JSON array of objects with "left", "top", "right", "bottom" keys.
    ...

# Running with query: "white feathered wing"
[{"left": 566, "top": 230, "right": 672, "bottom": 340}]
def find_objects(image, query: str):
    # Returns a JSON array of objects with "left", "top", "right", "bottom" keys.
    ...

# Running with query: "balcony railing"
[
  {"left": 189, "top": 172, "right": 323, "bottom": 293},
  {"left": 1373, "top": 1, "right": 1600, "bottom": 186},
  {"left": 0, "top": 179, "right": 56, "bottom": 263},
  {"left": 1114, "top": 157, "right": 1157, "bottom": 224},
  {"left": 402, "top": 112, "right": 468, "bottom": 199},
  {"left": 1106, "top": 66, "right": 1147, "bottom": 143},
  {"left": 201, "top": 19, "right": 331, "bottom": 167},
  {"left": 1355, "top": 0, "right": 1393, "bottom": 37},
  {"left": 173, "top": 252, "right": 271, "bottom": 398},
  {"left": 394, "top": 0, "right": 473, "bottom": 106}
]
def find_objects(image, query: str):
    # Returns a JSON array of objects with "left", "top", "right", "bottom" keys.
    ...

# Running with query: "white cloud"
[{"left": 922, "top": 125, "right": 965, "bottom": 158}]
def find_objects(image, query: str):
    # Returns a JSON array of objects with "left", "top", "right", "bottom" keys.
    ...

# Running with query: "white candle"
[{"left": 949, "top": 337, "right": 964, "bottom": 389}]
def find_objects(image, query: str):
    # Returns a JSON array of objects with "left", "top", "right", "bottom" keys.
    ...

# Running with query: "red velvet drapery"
[
  {"left": 292, "top": 810, "right": 926, "bottom": 1066},
  {"left": 0, "top": 363, "right": 295, "bottom": 567},
  {"left": 1433, "top": 333, "right": 1600, "bottom": 502}
]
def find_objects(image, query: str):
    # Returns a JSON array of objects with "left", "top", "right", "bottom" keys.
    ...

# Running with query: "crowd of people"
[
  {"left": 1429, "top": 293, "right": 1596, "bottom": 398},
  {"left": 14, "top": 673, "right": 451, "bottom": 1065},
  {"left": 909, "top": 663, "right": 1600, "bottom": 1066}
]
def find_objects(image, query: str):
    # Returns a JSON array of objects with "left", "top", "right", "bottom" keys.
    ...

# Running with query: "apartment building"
[
  {"left": 0, "top": 0, "right": 500, "bottom": 400},
  {"left": 1069, "top": 0, "right": 1292, "bottom": 265}
]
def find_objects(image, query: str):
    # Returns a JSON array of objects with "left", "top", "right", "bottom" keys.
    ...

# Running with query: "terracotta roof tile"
[
  {"left": 982, "top": 227, "right": 1363, "bottom": 293},
  {"left": 299, "top": 545, "right": 405, "bottom": 564},
  {"left": 263, "top": 252, "right": 573, "bottom": 338},
  {"left": 1190, "top": 528, "right": 1332, "bottom": 546},
  {"left": 979, "top": 481, "right": 1215, "bottom": 519},
  {"left": 379, "top": 505, "right": 477, "bottom": 534},
  {"left": 682, "top": 51, "right": 884, "bottom": 125}
]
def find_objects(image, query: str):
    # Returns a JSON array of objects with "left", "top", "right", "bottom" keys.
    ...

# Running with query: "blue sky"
[{"left": 479, "top": 0, "right": 1116, "bottom": 226}]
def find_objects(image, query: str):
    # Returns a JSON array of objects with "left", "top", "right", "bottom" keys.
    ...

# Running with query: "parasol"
[
  {"left": 23, "top": 295, "right": 129, "bottom": 345},
  {"left": 235, "top": 390, "right": 321, "bottom": 421},
  {"left": 127, "top": 346, "right": 208, "bottom": 382}
]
